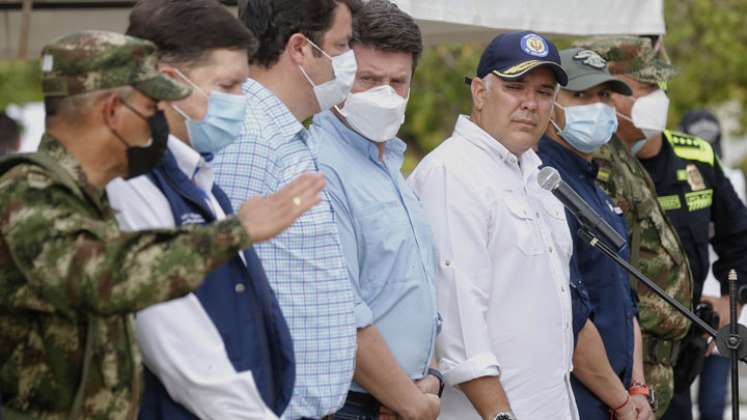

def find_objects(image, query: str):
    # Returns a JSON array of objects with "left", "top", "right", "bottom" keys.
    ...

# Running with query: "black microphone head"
[{"left": 538, "top": 166, "right": 561, "bottom": 191}]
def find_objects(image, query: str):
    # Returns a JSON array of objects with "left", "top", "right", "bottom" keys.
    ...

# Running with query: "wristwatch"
[
  {"left": 629, "top": 382, "right": 656, "bottom": 410},
  {"left": 492, "top": 412, "right": 516, "bottom": 420},
  {"left": 427, "top": 367, "right": 445, "bottom": 397}
]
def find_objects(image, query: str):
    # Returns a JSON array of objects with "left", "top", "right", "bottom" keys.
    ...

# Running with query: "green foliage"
[
  {"left": 664, "top": 0, "right": 747, "bottom": 133},
  {"left": 400, "top": 43, "right": 480, "bottom": 171},
  {"left": 3, "top": 0, "right": 747, "bottom": 168},
  {"left": 399, "top": 2, "right": 747, "bottom": 169},
  {"left": 0, "top": 60, "right": 43, "bottom": 110}
]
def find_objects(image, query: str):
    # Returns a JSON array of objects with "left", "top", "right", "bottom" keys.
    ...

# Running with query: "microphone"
[{"left": 538, "top": 166, "right": 626, "bottom": 251}]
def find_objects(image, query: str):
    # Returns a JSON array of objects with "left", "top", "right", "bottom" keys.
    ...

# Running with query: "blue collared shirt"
[
  {"left": 309, "top": 110, "right": 438, "bottom": 391},
  {"left": 213, "top": 80, "right": 356, "bottom": 419},
  {"left": 537, "top": 136, "right": 637, "bottom": 419}
]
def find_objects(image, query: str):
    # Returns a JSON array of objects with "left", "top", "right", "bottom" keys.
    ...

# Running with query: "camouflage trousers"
[{"left": 644, "top": 361, "right": 674, "bottom": 418}]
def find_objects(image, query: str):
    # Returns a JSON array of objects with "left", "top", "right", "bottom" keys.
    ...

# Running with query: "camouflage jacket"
[
  {"left": 593, "top": 137, "right": 693, "bottom": 341},
  {"left": 0, "top": 136, "right": 252, "bottom": 419}
]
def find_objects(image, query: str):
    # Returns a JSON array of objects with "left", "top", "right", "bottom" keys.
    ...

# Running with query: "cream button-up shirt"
[{"left": 408, "top": 115, "right": 579, "bottom": 420}]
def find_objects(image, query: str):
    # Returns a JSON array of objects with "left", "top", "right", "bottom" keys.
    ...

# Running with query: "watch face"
[{"left": 494, "top": 414, "right": 513, "bottom": 420}]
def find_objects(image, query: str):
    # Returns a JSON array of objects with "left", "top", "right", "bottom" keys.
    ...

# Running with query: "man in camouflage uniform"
[
  {"left": 574, "top": 36, "right": 693, "bottom": 417},
  {"left": 0, "top": 31, "right": 324, "bottom": 419}
]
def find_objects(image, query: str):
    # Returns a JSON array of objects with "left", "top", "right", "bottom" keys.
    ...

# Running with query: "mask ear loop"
[
  {"left": 298, "top": 65, "right": 318, "bottom": 88},
  {"left": 614, "top": 100, "right": 648, "bottom": 154},
  {"left": 303, "top": 35, "right": 333, "bottom": 61},
  {"left": 115, "top": 97, "right": 153, "bottom": 148},
  {"left": 170, "top": 68, "right": 209, "bottom": 123},
  {"left": 301, "top": 35, "right": 341, "bottom": 89},
  {"left": 172, "top": 68, "right": 208, "bottom": 98},
  {"left": 614, "top": 92, "right": 639, "bottom": 125},
  {"left": 550, "top": 101, "right": 565, "bottom": 135},
  {"left": 298, "top": 36, "right": 333, "bottom": 91},
  {"left": 549, "top": 119, "right": 563, "bottom": 134}
]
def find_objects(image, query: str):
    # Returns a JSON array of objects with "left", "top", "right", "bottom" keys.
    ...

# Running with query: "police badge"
[{"left": 686, "top": 164, "right": 705, "bottom": 191}]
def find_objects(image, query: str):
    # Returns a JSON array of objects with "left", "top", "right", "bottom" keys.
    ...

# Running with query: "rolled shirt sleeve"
[{"left": 408, "top": 162, "right": 500, "bottom": 385}]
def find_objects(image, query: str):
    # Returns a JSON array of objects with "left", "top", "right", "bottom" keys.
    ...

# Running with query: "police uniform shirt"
[
  {"left": 638, "top": 131, "right": 747, "bottom": 303},
  {"left": 537, "top": 136, "right": 637, "bottom": 420}
]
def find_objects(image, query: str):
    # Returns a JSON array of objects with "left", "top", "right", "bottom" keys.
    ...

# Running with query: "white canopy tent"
[
  {"left": 2, "top": 0, "right": 665, "bottom": 151},
  {"left": 1, "top": 0, "right": 665, "bottom": 60}
]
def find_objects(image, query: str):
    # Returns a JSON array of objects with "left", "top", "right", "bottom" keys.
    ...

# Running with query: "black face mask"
[{"left": 112, "top": 100, "right": 170, "bottom": 179}]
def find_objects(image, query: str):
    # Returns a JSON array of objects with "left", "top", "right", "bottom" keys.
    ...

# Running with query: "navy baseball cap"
[{"left": 466, "top": 31, "right": 568, "bottom": 86}]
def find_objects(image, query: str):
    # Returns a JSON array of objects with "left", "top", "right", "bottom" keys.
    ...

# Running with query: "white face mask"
[
  {"left": 617, "top": 89, "right": 669, "bottom": 154},
  {"left": 298, "top": 37, "right": 357, "bottom": 112},
  {"left": 618, "top": 89, "right": 670, "bottom": 135},
  {"left": 337, "top": 85, "right": 409, "bottom": 142}
]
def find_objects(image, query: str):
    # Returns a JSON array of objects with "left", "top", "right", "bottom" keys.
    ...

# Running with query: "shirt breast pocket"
[
  {"left": 545, "top": 204, "right": 573, "bottom": 259},
  {"left": 358, "top": 201, "right": 411, "bottom": 291},
  {"left": 504, "top": 194, "right": 544, "bottom": 256}
]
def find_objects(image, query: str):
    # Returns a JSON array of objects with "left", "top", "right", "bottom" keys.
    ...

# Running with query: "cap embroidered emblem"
[
  {"left": 573, "top": 50, "right": 607, "bottom": 69},
  {"left": 521, "top": 33, "right": 549, "bottom": 57}
]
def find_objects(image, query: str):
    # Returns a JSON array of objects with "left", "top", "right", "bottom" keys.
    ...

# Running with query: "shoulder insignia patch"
[{"left": 665, "top": 130, "right": 714, "bottom": 166}]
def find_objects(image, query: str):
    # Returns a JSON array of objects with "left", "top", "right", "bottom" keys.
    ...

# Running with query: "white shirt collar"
[
  {"left": 453, "top": 115, "right": 542, "bottom": 182},
  {"left": 167, "top": 135, "right": 214, "bottom": 193}
]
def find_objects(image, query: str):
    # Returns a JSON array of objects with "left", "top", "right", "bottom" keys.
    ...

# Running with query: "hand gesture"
[{"left": 237, "top": 172, "right": 325, "bottom": 242}]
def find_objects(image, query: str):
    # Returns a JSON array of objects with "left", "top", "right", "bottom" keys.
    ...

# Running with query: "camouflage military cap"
[
  {"left": 573, "top": 36, "right": 678, "bottom": 84},
  {"left": 40, "top": 30, "right": 191, "bottom": 100}
]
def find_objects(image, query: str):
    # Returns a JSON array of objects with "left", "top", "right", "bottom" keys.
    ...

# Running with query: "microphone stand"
[{"left": 577, "top": 224, "right": 747, "bottom": 418}]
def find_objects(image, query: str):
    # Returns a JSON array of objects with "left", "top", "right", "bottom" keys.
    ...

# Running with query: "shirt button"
[
  {"left": 235, "top": 283, "right": 246, "bottom": 293},
  {"left": 548, "top": 246, "right": 553, "bottom": 253},
  {"left": 561, "top": 285, "right": 566, "bottom": 293},
  {"left": 444, "top": 260, "right": 452, "bottom": 267}
]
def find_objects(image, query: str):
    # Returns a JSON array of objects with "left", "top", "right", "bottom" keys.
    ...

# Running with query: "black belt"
[{"left": 345, "top": 391, "right": 380, "bottom": 409}]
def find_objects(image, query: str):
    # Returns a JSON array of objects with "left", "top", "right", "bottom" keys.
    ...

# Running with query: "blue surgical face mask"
[
  {"left": 551, "top": 102, "right": 618, "bottom": 153},
  {"left": 171, "top": 69, "right": 247, "bottom": 154}
]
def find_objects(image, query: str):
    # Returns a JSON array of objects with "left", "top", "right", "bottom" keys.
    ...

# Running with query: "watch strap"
[{"left": 427, "top": 367, "right": 445, "bottom": 397}]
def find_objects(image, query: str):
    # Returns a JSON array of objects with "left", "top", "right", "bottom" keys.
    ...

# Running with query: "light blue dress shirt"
[
  {"left": 309, "top": 110, "right": 439, "bottom": 392},
  {"left": 213, "top": 80, "right": 356, "bottom": 419}
]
